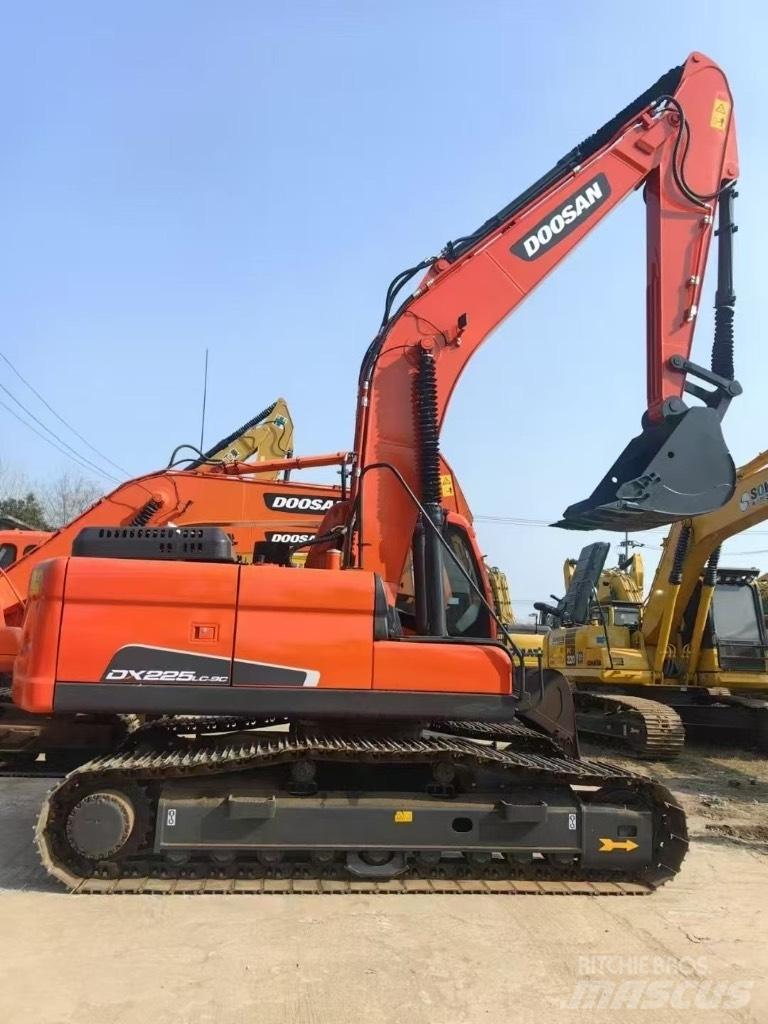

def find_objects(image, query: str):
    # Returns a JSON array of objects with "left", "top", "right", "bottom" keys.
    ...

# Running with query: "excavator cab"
[
  {"left": 681, "top": 568, "right": 768, "bottom": 675},
  {"left": 558, "top": 406, "right": 736, "bottom": 531}
]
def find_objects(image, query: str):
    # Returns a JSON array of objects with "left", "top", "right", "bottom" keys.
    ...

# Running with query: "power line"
[
  {"left": 475, "top": 515, "right": 551, "bottom": 527},
  {"left": 0, "top": 381, "right": 120, "bottom": 484},
  {"left": 0, "top": 396, "right": 115, "bottom": 481},
  {"left": 0, "top": 350, "right": 129, "bottom": 477}
]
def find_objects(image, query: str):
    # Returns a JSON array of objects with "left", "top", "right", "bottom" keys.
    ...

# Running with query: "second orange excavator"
[{"left": 0, "top": 400, "right": 340, "bottom": 768}]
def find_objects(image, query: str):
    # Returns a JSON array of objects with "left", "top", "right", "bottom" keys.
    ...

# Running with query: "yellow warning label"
[
  {"left": 439, "top": 473, "right": 455, "bottom": 498},
  {"left": 394, "top": 810, "right": 413, "bottom": 823},
  {"left": 598, "top": 837, "right": 639, "bottom": 853},
  {"left": 28, "top": 567, "right": 44, "bottom": 598},
  {"left": 710, "top": 98, "right": 731, "bottom": 131}
]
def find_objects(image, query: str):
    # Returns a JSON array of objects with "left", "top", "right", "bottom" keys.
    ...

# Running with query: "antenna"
[{"left": 199, "top": 348, "right": 209, "bottom": 451}]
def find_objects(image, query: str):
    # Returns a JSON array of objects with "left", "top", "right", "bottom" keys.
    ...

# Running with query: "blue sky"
[{"left": 1, "top": 1, "right": 767, "bottom": 616}]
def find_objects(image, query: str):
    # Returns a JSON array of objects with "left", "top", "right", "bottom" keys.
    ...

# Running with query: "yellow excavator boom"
[
  {"left": 195, "top": 397, "right": 294, "bottom": 472},
  {"left": 642, "top": 449, "right": 768, "bottom": 648}
]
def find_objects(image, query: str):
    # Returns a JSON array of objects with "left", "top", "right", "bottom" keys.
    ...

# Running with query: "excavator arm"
[
  {"left": 186, "top": 397, "right": 294, "bottom": 469},
  {"left": 347, "top": 52, "right": 739, "bottom": 596},
  {"left": 643, "top": 449, "right": 768, "bottom": 651}
]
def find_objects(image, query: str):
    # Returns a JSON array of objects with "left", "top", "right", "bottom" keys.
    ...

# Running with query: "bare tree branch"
[{"left": 38, "top": 472, "right": 103, "bottom": 529}]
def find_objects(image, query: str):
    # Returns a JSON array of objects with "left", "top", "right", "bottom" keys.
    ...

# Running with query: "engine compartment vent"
[{"left": 72, "top": 526, "right": 234, "bottom": 563}]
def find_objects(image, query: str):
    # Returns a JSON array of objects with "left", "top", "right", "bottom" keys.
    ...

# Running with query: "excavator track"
[
  {"left": 37, "top": 719, "right": 688, "bottom": 894},
  {"left": 0, "top": 687, "right": 135, "bottom": 777},
  {"left": 672, "top": 691, "right": 768, "bottom": 752},
  {"left": 575, "top": 692, "right": 686, "bottom": 759}
]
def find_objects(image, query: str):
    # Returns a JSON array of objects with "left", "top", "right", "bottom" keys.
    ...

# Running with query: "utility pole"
[{"left": 618, "top": 531, "right": 644, "bottom": 570}]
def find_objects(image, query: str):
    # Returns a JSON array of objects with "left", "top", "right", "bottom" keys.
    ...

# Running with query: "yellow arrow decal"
[{"left": 598, "top": 837, "right": 639, "bottom": 853}]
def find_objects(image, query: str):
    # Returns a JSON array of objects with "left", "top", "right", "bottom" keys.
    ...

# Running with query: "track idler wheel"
[{"left": 65, "top": 790, "right": 137, "bottom": 860}]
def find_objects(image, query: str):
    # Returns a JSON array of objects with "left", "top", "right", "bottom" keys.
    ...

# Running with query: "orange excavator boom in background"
[
  {"left": 0, "top": 399, "right": 339, "bottom": 766},
  {"left": 16, "top": 53, "right": 742, "bottom": 892}
]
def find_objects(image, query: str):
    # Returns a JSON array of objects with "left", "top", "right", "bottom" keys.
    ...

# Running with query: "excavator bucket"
[{"left": 555, "top": 406, "right": 735, "bottom": 531}]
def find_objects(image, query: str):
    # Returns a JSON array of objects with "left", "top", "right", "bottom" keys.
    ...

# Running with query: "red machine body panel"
[
  {"left": 13, "top": 556, "right": 517, "bottom": 711},
  {"left": 13, "top": 559, "right": 68, "bottom": 713},
  {"left": 56, "top": 558, "right": 239, "bottom": 686},
  {"left": 372, "top": 641, "right": 510, "bottom": 694},
  {"left": 233, "top": 566, "right": 375, "bottom": 690}
]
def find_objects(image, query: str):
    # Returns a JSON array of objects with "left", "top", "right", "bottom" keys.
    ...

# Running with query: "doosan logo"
[
  {"left": 511, "top": 174, "right": 611, "bottom": 261},
  {"left": 739, "top": 480, "right": 768, "bottom": 512},
  {"left": 265, "top": 493, "right": 338, "bottom": 514},
  {"left": 267, "top": 532, "right": 317, "bottom": 544}
]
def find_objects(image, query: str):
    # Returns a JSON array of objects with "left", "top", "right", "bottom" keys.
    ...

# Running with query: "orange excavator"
[
  {"left": 16, "top": 53, "right": 740, "bottom": 892},
  {"left": 0, "top": 400, "right": 305, "bottom": 646},
  {"left": 0, "top": 529, "right": 52, "bottom": 570}
]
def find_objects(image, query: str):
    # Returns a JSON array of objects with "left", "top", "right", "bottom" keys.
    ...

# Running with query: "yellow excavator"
[
  {"left": 485, "top": 563, "right": 552, "bottom": 666},
  {"left": 540, "top": 449, "right": 768, "bottom": 757}
]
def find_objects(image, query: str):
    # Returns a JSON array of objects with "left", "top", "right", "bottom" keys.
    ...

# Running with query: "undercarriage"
[
  {"left": 574, "top": 686, "right": 768, "bottom": 758},
  {"left": 37, "top": 716, "right": 688, "bottom": 894}
]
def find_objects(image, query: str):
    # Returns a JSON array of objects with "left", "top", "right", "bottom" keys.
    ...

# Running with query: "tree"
[
  {"left": 39, "top": 472, "right": 103, "bottom": 529},
  {"left": 0, "top": 492, "right": 49, "bottom": 530},
  {"left": 0, "top": 460, "right": 103, "bottom": 530},
  {"left": 0, "top": 459, "right": 30, "bottom": 499}
]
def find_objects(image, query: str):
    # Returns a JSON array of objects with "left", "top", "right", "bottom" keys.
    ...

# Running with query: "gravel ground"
[{"left": 0, "top": 746, "right": 765, "bottom": 1024}]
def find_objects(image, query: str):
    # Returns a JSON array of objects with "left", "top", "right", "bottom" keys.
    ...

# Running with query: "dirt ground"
[{"left": 0, "top": 746, "right": 766, "bottom": 1024}]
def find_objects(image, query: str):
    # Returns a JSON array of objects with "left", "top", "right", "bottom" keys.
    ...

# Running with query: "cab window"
[
  {"left": 443, "top": 526, "right": 490, "bottom": 639},
  {"left": 396, "top": 549, "right": 417, "bottom": 626},
  {"left": 0, "top": 544, "right": 17, "bottom": 569},
  {"left": 712, "top": 585, "right": 762, "bottom": 643}
]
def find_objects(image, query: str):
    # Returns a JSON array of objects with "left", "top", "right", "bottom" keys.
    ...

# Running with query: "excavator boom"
[
  {"left": 187, "top": 398, "right": 294, "bottom": 468},
  {"left": 350, "top": 52, "right": 739, "bottom": 595},
  {"left": 643, "top": 449, "right": 768, "bottom": 646}
]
